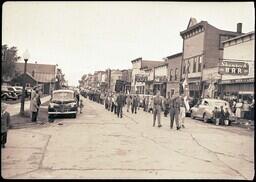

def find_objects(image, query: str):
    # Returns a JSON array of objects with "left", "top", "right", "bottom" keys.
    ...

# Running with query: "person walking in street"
[
  {"left": 174, "top": 95, "right": 181, "bottom": 130},
  {"left": 168, "top": 95, "right": 177, "bottom": 129},
  {"left": 145, "top": 96, "right": 149, "bottom": 112},
  {"left": 30, "top": 93, "right": 39, "bottom": 122},
  {"left": 179, "top": 94, "right": 186, "bottom": 128},
  {"left": 148, "top": 97, "right": 153, "bottom": 113},
  {"left": 1, "top": 103, "right": 10, "bottom": 148},
  {"left": 152, "top": 91, "right": 163, "bottom": 128},
  {"left": 116, "top": 92, "right": 125, "bottom": 118},
  {"left": 126, "top": 95, "right": 132, "bottom": 112},
  {"left": 131, "top": 95, "right": 139, "bottom": 114},
  {"left": 164, "top": 97, "right": 169, "bottom": 117}
]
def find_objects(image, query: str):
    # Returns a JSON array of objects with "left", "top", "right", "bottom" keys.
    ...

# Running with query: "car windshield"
[
  {"left": 208, "top": 101, "right": 229, "bottom": 108},
  {"left": 52, "top": 92, "right": 74, "bottom": 101}
]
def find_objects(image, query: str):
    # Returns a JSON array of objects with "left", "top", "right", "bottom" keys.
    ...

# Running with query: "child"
[
  {"left": 1, "top": 103, "right": 10, "bottom": 148},
  {"left": 224, "top": 108, "right": 230, "bottom": 126},
  {"left": 213, "top": 107, "right": 220, "bottom": 125},
  {"left": 79, "top": 99, "right": 84, "bottom": 114}
]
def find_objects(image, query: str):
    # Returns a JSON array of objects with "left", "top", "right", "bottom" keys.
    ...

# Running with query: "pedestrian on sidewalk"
[
  {"left": 152, "top": 91, "right": 163, "bottom": 128},
  {"left": 235, "top": 99, "right": 243, "bottom": 120},
  {"left": 131, "top": 95, "right": 139, "bottom": 114},
  {"left": 35, "top": 90, "right": 41, "bottom": 121},
  {"left": 126, "top": 95, "right": 132, "bottom": 112},
  {"left": 1, "top": 103, "right": 10, "bottom": 148},
  {"left": 219, "top": 106, "right": 225, "bottom": 125},
  {"left": 30, "top": 93, "right": 39, "bottom": 122},
  {"left": 224, "top": 108, "right": 230, "bottom": 126},
  {"left": 179, "top": 94, "right": 186, "bottom": 128},
  {"left": 148, "top": 97, "right": 153, "bottom": 113}
]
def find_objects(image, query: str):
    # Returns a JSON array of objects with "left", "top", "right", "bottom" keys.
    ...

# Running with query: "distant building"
[
  {"left": 165, "top": 52, "right": 183, "bottom": 98},
  {"left": 153, "top": 62, "right": 168, "bottom": 96},
  {"left": 131, "top": 57, "right": 163, "bottom": 94},
  {"left": 11, "top": 62, "right": 57, "bottom": 94}
]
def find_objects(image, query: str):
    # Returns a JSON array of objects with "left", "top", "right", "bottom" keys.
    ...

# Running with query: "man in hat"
[
  {"left": 152, "top": 90, "right": 163, "bottom": 127},
  {"left": 1, "top": 103, "right": 10, "bottom": 148}
]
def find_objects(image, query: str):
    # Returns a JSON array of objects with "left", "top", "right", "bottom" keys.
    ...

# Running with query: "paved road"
[
  {"left": 1, "top": 96, "right": 254, "bottom": 179},
  {"left": 5, "top": 95, "right": 51, "bottom": 116}
]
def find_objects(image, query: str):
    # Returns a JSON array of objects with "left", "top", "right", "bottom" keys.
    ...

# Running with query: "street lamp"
[{"left": 20, "top": 49, "right": 30, "bottom": 116}]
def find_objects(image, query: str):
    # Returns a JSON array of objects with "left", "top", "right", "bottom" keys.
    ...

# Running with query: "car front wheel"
[
  {"left": 191, "top": 111, "right": 195, "bottom": 119},
  {"left": 203, "top": 113, "right": 208, "bottom": 123}
]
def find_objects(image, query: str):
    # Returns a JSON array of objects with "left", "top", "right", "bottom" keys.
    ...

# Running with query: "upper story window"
[
  {"left": 169, "top": 69, "right": 173, "bottom": 81},
  {"left": 193, "top": 58, "right": 197, "bottom": 73},
  {"left": 175, "top": 68, "right": 178, "bottom": 81},
  {"left": 198, "top": 56, "right": 202, "bottom": 72}
]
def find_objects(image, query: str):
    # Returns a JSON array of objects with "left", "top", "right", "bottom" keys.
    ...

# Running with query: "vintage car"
[
  {"left": 190, "top": 98, "right": 235, "bottom": 123},
  {"left": 1, "top": 86, "right": 18, "bottom": 100},
  {"left": 48, "top": 89, "right": 78, "bottom": 120}
]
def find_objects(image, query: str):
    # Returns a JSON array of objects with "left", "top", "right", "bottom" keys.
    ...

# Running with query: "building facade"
[
  {"left": 165, "top": 52, "right": 183, "bottom": 98},
  {"left": 180, "top": 18, "right": 242, "bottom": 98},
  {"left": 153, "top": 63, "right": 168, "bottom": 97},
  {"left": 11, "top": 62, "right": 57, "bottom": 94},
  {"left": 219, "top": 31, "right": 255, "bottom": 101},
  {"left": 131, "top": 58, "right": 163, "bottom": 94}
]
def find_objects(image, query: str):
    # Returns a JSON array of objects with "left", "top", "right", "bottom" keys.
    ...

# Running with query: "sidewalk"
[{"left": 6, "top": 95, "right": 51, "bottom": 116}]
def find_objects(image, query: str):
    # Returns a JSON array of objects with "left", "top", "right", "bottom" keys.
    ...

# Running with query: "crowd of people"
[{"left": 81, "top": 89, "right": 190, "bottom": 130}]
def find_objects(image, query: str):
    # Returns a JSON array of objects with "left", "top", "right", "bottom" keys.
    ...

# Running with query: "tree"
[{"left": 2, "top": 44, "right": 21, "bottom": 81}]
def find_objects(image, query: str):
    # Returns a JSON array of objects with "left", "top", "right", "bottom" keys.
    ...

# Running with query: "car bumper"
[{"left": 48, "top": 111, "right": 77, "bottom": 115}]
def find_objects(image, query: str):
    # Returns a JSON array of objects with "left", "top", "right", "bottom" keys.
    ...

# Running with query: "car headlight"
[
  {"left": 49, "top": 103, "right": 55, "bottom": 108},
  {"left": 70, "top": 103, "right": 77, "bottom": 107}
]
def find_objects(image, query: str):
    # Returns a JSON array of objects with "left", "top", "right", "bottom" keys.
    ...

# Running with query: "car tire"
[
  {"left": 203, "top": 113, "right": 208, "bottom": 123},
  {"left": 2, "top": 95, "right": 7, "bottom": 101},
  {"left": 191, "top": 111, "right": 195, "bottom": 119},
  {"left": 72, "top": 113, "right": 77, "bottom": 118}
]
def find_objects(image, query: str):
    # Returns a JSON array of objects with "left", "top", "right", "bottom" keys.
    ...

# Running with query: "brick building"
[
  {"left": 165, "top": 52, "right": 183, "bottom": 98},
  {"left": 180, "top": 18, "right": 242, "bottom": 98}
]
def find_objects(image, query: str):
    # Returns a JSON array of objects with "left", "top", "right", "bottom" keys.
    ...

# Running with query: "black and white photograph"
[{"left": 1, "top": 1, "right": 254, "bottom": 179}]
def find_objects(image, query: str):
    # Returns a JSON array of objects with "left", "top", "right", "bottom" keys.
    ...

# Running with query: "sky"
[{"left": 2, "top": 1, "right": 255, "bottom": 86}]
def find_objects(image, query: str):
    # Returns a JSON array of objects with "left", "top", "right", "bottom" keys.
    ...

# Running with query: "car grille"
[{"left": 53, "top": 104, "right": 72, "bottom": 112}]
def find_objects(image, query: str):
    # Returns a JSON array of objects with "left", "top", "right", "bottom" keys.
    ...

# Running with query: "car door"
[{"left": 197, "top": 99, "right": 208, "bottom": 118}]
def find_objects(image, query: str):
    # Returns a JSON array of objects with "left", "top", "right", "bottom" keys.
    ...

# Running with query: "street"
[{"left": 1, "top": 96, "right": 254, "bottom": 179}]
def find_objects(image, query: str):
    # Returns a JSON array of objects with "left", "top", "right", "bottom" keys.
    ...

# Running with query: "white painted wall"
[{"left": 222, "top": 34, "right": 254, "bottom": 80}]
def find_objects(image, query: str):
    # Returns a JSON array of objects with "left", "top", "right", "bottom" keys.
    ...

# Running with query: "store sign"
[
  {"left": 219, "top": 61, "right": 249, "bottom": 75},
  {"left": 220, "top": 78, "right": 254, "bottom": 84},
  {"left": 155, "top": 76, "right": 167, "bottom": 82},
  {"left": 135, "top": 74, "right": 148, "bottom": 82}
]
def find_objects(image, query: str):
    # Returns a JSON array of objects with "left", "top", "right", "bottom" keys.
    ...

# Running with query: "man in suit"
[
  {"left": 116, "top": 92, "right": 125, "bottom": 118},
  {"left": 153, "top": 91, "right": 163, "bottom": 127},
  {"left": 131, "top": 95, "right": 139, "bottom": 114}
]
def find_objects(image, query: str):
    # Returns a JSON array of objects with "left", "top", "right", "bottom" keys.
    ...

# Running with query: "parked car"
[
  {"left": 6, "top": 86, "right": 22, "bottom": 98},
  {"left": 1, "top": 86, "right": 18, "bottom": 100},
  {"left": 25, "top": 87, "right": 32, "bottom": 98},
  {"left": 190, "top": 98, "right": 235, "bottom": 123},
  {"left": 48, "top": 89, "right": 78, "bottom": 120},
  {"left": 14, "top": 86, "right": 23, "bottom": 98}
]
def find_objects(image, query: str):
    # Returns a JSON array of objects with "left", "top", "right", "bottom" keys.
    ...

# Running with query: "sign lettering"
[{"left": 219, "top": 61, "right": 249, "bottom": 75}]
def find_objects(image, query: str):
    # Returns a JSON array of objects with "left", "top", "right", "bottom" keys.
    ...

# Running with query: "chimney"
[{"left": 237, "top": 23, "right": 242, "bottom": 33}]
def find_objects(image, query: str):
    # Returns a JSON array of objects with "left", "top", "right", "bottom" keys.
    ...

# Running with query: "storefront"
[{"left": 220, "top": 78, "right": 254, "bottom": 101}]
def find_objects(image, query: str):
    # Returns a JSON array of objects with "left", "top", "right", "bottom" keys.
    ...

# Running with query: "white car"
[{"left": 190, "top": 98, "right": 235, "bottom": 123}]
